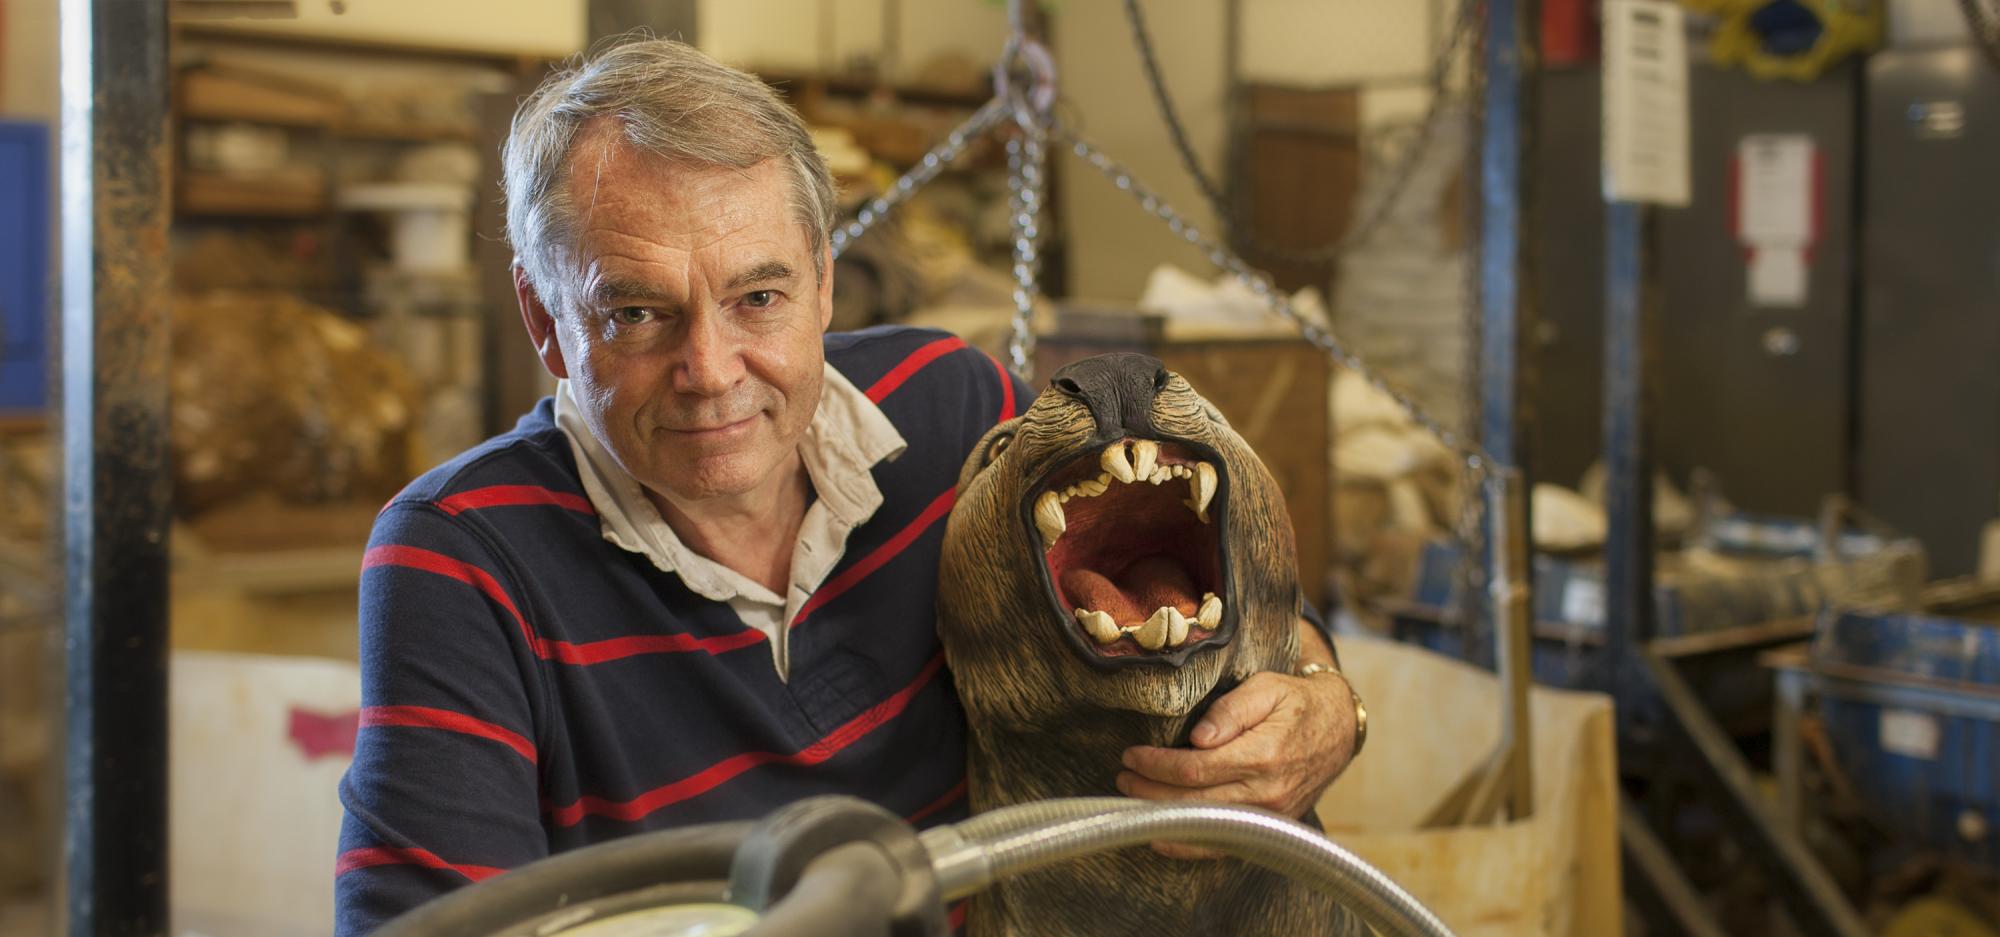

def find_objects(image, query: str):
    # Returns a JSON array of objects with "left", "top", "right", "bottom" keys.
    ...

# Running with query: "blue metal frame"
[
  {"left": 1476, "top": 0, "right": 1535, "bottom": 676},
  {"left": 0, "top": 120, "right": 52, "bottom": 413},
  {"left": 1602, "top": 200, "right": 1652, "bottom": 694},
  {"left": 1479, "top": 0, "right": 1526, "bottom": 469}
]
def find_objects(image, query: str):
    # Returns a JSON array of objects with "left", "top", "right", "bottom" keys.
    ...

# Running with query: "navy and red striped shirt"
[{"left": 335, "top": 327, "right": 1025, "bottom": 934}]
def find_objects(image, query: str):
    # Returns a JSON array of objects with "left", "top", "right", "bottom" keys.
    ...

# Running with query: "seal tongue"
[{"left": 1061, "top": 556, "right": 1200, "bottom": 628}]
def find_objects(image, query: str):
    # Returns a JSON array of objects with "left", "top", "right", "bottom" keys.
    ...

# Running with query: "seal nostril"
[
  {"left": 1053, "top": 376, "right": 1084, "bottom": 397},
  {"left": 1153, "top": 368, "right": 1170, "bottom": 392}
]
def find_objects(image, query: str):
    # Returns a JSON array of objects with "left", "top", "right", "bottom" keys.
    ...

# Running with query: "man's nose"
[
  {"left": 673, "top": 312, "right": 746, "bottom": 396},
  {"left": 1048, "top": 353, "right": 1171, "bottom": 441}
]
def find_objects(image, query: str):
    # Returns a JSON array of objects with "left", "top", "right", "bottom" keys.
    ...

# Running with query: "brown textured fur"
[{"left": 938, "top": 361, "right": 1363, "bottom": 937}]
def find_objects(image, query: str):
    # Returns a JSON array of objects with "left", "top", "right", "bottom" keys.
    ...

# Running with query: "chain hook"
[{"left": 992, "top": 35, "right": 1058, "bottom": 129}]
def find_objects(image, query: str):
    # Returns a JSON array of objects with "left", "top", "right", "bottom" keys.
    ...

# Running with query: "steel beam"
[
  {"left": 59, "top": 0, "right": 173, "bottom": 933},
  {"left": 1635, "top": 649, "right": 1869, "bottom": 937},
  {"left": 1478, "top": 0, "right": 1532, "bottom": 470},
  {"left": 1601, "top": 200, "right": 1653, "bottom": 696},
  {"left": 1476, "top": 0, "right": 1538, "bottom": 676}
]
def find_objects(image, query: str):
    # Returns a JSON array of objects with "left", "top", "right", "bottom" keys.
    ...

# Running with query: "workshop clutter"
[
  {"left": 0, "top": 433, "right": 53, "bottom": 909},
  {"left": 170, "top": 291, "right": 421, "bottom": 517}
]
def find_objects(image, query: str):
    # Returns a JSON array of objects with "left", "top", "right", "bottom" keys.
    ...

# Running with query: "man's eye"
[
  {"left": 743, "top": 290, "right": 779, "bottom": 308},
  {"left": 610, "top": 307, "right": 654, "bottom": 326}
]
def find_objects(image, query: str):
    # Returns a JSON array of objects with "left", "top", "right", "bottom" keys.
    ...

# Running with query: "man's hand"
[{"left": 1115, "top": 620, "right": 1357, "bottom": 857}]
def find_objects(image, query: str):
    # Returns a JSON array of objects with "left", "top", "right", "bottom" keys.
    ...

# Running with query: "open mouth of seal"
[{"left": 1023, "top": 438, "right": 1231, "bottom": 668}]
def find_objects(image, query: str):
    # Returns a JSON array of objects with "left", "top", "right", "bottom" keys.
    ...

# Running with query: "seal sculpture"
[{"left": 938, "top": 353, "right": 1363, "bottom": 937}]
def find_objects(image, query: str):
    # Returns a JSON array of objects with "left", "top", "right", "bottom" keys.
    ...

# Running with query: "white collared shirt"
[{"left": 554, "top": 365, "right": 907, "bottom": 679}]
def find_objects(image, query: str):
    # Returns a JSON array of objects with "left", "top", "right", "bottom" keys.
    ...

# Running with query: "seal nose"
[{"left": 1049, "top": 353, "right": 1171, "bottom": 440}]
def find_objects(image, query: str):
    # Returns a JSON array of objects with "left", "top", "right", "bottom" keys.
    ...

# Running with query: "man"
[{"left": 336, "top": 37, "right": 1359, "bottom": 934}]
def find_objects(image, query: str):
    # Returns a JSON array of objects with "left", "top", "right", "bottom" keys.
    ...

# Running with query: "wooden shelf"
[
  {"left": 331, "top": 120, "right": 479, "bottom": 144},
  {"left": 179, "top": 66, "right": 345, "bottom": 127},
  {"left": 759, "top": 68, "right": 994, "bottom": 110},
  {"left": 178, "top": 168, "right": 328, "bottom": 217}
]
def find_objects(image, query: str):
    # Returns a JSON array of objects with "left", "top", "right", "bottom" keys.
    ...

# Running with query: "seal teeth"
[
  {"left": 1189, "top": 462, "right": 1217, "bottom": 523},
  {"left": 1167, "top": 606, "right": 1191, "bottom": 646},
  {"left": 1100, "top": 441, "right": 1136, "bottom": 483},
  {"left": 1075, "top": 608, "right": 1121, "bottom": 644},
  {"left": 1035, "top": 491, "right": 1065, "bottom": 549},
  {"left": 1135, "top": 608, "right": 1173, "bottom": 650},
  {"left": 1198, "top": 593, "right": 1222, "bottom": 629},
  {"left": 1131, "top": 439, "right": 1159, "bottom": 481}
]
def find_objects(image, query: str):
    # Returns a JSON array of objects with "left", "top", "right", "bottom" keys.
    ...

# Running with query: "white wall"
[{"left": 194, "top": 0, "right": 587, "bottom": 58}]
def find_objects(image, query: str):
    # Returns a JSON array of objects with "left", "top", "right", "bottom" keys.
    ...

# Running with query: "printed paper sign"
[
  {"left": 1603, "top": 0, "right": 1691, "bottom": 206},
  {"left": 1735, "top": 134, "right": 1818, "bottom": 307}
]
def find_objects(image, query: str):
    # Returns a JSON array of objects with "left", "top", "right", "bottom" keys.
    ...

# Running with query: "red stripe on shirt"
[
  {"left": 793, "top": 486, "right": 957, "bottom": 627},
  {"left": 363, "top": 545, "right": 765, "bottom": 663},
  {"left": 990, "top": 353, "right": 1017, "bottom": 422},
  {"left": 949, "top": 901, "right": 968, "bottom": 930},
  {"left": 547, "top": 653, "right": 947, "bottom": 826},
  {"left": 364, "top": 545, "right": 534, "bottom": 643},
  {"left": 335, "top": 845, "right": 505, "bottom": 882},
  {"left": 360, "top": 705, "right": 537, "bottom": 764},
  {"left": 436, "top": 485, "right": 595, "bottom": 517},
  {"left": 540, "top": 628, "right": 768, "bottom": 664},
  {"left": 865, "top": 336, "right": 967, "bottom": 402},
  {"left": 906, "top": 778, "right": 968, "bottom": 825}
]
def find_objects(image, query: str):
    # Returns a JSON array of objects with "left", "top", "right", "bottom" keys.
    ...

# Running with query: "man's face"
[{"left": 519, "top": 129, "right": 832, "bottom": 508}]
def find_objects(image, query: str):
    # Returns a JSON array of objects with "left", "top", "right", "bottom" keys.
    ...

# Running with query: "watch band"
[{"left": 1297, "top": 662, "right": 1367, "bottom": 760}]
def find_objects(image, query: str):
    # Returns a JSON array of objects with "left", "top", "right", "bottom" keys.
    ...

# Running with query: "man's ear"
[
  {"left": 515, "top": 266, "right": 570, "bottom": 380},
  {"left": 816, "top": 243, "right": 835, "bottom": 333}
]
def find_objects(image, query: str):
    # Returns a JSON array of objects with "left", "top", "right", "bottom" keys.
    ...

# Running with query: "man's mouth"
[{"left": 1027, "top": 438, "right": 1228, "bottom": 662}]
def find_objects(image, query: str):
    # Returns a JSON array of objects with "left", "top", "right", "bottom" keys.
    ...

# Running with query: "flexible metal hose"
[{"left": 920, "top": 799, "right": 1456, "bottom": 937}]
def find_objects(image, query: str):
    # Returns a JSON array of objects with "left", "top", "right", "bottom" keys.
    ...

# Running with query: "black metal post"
[
  {"left": 59, "top": 0, "right": 173, "bottom": 934},
  {"left": 1601, "top": 200, "right": 1652, "bottom": 695}
]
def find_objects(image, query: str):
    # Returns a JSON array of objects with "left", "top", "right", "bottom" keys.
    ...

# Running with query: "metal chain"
[
  {"left": 1005, "top": 120, "right": 1048, "bottom": 379},
  {"left": 1124, "top": 0, "right": 1480, "bottom": 265},
  {"left": 1060, "top": 124, "right": 1495, "bottom": 474},
  {"left": 1964, "top": 0, "right": 2000, "bottom": 72},
  {"left": 829, "top": 96, "right": 1012, "bottom": 260}
]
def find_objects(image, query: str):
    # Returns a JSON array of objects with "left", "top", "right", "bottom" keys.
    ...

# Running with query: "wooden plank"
[
  {"left": 179, "top": 67, "right": 344, "bottom": 127},
  {"left": 177, "top": 168, "right": 327, "bottom": 217}
]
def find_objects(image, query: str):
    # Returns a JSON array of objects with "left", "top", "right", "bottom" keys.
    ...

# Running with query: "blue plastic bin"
[{"left": 1812, "top": 611, "right": 2000, "bottom": 870}]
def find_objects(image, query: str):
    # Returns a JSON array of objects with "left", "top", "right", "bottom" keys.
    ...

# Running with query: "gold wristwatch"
[{"left": 1297, "top": 662, "right": 1367, "bottom": 760}]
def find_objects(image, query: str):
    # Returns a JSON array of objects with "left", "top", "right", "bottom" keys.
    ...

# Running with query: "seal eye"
[{"left": 980, "top": 428, "right": 1016, "bottom": 468}]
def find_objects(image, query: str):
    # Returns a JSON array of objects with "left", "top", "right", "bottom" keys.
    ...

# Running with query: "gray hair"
[{"left": 503, "top": 36, "right": 837, "bottom": 314}]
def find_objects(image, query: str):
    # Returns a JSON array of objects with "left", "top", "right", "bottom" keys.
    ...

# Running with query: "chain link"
[
  {"left": 1059, "top": 125, "right": 1496, "bottom": 474},
  {"left": 1125, "top": 0, "right": 1481, "bottom": 265},
  {"left": 829, "top": 97, "right": 1012, "bottom": 260},
  {"left": 1005, "top": 118, "right": 1048, "bottom": 379}
]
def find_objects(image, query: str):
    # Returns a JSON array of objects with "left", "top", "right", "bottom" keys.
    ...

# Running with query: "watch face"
[{"left": 542, "top": 904, "right": 759, "bottom": 937}]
